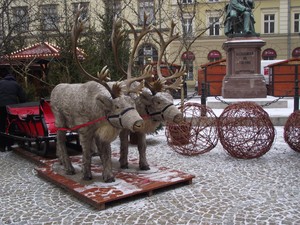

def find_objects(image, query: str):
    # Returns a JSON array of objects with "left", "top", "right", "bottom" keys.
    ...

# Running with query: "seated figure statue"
[{"left": 224, "top": 0, "right": 256, "bottom": 37}]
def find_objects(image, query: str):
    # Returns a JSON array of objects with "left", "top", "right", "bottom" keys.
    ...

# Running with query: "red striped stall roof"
[{"left": 3, "top": 42, "right": 85, "bottom": 60}]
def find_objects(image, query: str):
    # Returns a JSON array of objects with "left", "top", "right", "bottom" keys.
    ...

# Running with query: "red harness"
[
  {"left": 56, "top": 114, "right": 151, "bottom": 132},
  {"left": 56, "top": 116, "right": 107, "bottom": 131}
]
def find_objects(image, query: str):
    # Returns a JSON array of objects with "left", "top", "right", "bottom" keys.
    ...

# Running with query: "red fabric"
[
  {"left": 56, "top": 116, "right": 107, "bottom": 131},
  {"left": 6, "top": 105, "right": 39, "bottom": 116},
  {"left": 40, "top": 100, "right": 57, "bottom": 135}
]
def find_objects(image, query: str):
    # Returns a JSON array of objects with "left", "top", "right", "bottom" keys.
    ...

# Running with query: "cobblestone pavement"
[{"left": 1, "top": 126, "right": 300, "bottom": 225}]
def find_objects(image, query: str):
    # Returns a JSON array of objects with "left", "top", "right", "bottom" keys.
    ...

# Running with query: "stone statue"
[{"left": 224, "top": 0, "right": 256, "bottom": 37}]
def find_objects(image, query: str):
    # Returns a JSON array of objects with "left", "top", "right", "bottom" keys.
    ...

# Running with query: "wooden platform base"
[{"left": 14, "top": 148, "right": 195, "bottom": 210}]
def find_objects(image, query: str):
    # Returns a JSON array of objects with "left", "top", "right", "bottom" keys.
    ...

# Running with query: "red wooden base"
[{"left": 14, "top": 148, "right": 195, "bottom": 210}]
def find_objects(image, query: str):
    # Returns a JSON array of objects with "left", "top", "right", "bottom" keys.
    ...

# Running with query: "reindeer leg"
[
  {"left": 137, "top": 132, "right": 150, "bottom": 170},
  {"left": 80, "top": 134, "right": 93, "bottom": 180},
  {"left": 56, "top": 130, "right": 75, "bottom": 175},
  {"left": 119, "top": 129, "right": 130, "bottom": 169},
  {"left": 95, "top": 137, "right": 115, "bottom": 182}
]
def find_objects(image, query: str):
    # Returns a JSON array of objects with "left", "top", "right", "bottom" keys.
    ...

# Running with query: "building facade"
[
  {"left": 169, "top": 0, "right": 300, "bottom": 86},
  {"left": 1, "top": 0, "right": 300, "bottom": 87}
]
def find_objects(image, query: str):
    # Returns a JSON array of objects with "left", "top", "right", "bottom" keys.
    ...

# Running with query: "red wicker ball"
[
  {"left": 165, "top": 102, "right": 218, "bottom": 156},
  {"left": 218, "top": 102, "right": 275, "bottom": 159},
  {"left": 284, "top": 110, "right": 300, "bottom": 152}
]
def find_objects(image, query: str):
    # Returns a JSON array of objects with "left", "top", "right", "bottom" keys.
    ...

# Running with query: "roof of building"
[
  {"left": 268, "top": 58, "right": 300, "bottom": 67},
  {"left": 2, "top": 42, "right": 85, "bottom": 61}
]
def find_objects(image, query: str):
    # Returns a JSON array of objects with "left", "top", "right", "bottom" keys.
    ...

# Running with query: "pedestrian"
[{"left": 0, "top": 68, "right": 26, "bottom": 152}]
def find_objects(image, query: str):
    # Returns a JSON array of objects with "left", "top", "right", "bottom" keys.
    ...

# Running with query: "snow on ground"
[
  {"left": 1, "top": 94, "right": 300, "bottom": 224},
  {"left": 174, "top": 95, "right": 296, "bottom": 117}
]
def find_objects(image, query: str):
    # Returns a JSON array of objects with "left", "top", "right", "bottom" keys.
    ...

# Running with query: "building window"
[
  {"left": 113, "top": 0, "right": 122, "bottom": 17},
  {"left": 138, "top": 0, "right": 155, "bottom": 25},
  {"left": 262, "top": 48, "right": 277, "bottom": 60},
  {"left": 209, "top": 17, "right": 220, "bottom": 36},
  {"left": 294, "top": 13, "right": 300, "bottom": 33},
  {"left": 182, "top": 18, "right": 193, "bottom": 37},
  {"left": 185, "top": 61, "right": 194, "bottom": 80},
  {"left": 181, "top": 0, "right": 194, "bottom": 4},
  {"left": 181, "top": 51, "right": 195, "bottom": 81},
  {"left": 12, "top": 6, "right": 29, "bottom": 32},
  {"left": 72, "top": 2, "right": 89, "bottom": 20},
  {"left": 264, "top": 14, "right": 275, "bottom": 34},
  {"left": 40, "top": 4, "right": 58, "bottom": 31},
  {"left": 138, "top": 44, "right": 158, "bottom": 66}
]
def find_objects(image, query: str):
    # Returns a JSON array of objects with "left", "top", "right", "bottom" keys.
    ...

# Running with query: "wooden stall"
[
  {"left": 0, "top": 42, "right": 85, "bottom": 98},
  {"left": 198, "top": 59, "right": 226, "bottom": 96},
  {"left": 269, "top": 58, "right": 300, "bottom": 97}
]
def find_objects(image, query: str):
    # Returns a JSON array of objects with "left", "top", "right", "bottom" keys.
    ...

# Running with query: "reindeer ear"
[
  {"left": 96, "top": 94, "right": 112, "bottom": 110},
  {"left": 139, "top": 91, "right": 153, "bottom": 106}
]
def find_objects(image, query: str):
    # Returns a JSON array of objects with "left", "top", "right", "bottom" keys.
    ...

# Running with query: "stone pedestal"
[{"left": 222, "top": 37, "right": 267, "bottom": 98}]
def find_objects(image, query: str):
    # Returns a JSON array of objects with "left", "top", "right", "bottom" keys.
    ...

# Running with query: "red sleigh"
[{"left": 0, "top": 99, "right": 78, "bottom": 156}]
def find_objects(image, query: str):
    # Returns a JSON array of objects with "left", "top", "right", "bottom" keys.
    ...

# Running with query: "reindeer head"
[
  {"left": 71, "top": 5, "right": 155, "bottom": 132},
  {"left": 111, "top": 16, "right": 185, "bottom": 124}
]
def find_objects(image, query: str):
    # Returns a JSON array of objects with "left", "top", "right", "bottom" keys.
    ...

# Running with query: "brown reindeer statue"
[
  {"left": 50, "top": 6, "right": 151, "bottom": 182},
  {"left": 111, "top": 15, "right": 185, "bottom": 170}
]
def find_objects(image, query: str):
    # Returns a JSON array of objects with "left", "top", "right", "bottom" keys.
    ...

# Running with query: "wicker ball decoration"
[
  {"left": 165, "top": 102, "right": 219, "bottom": 156},
  {"left": 218, "top": 102, "right": 275, "bottom": 159},
  {"left": 284, "top": 110, "right": 300, "bottom": 152}
]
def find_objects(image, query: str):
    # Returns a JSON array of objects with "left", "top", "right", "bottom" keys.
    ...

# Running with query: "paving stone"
[{"left": 1, "top": 126, "right": 300, "bottom": 224}]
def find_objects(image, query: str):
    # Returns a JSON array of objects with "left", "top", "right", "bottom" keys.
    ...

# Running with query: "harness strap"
[
  {"left": 107, "top": 107, "right": 135, "bottom": 128},
  {"left": 146, "top": 103, "right": 173, "bottom": 120},
  {"left": 57, "top": 116, "right": 107, "bottom": 131},
  {"left": 57, "top": 107, "right": 136, "bottom": 131}
]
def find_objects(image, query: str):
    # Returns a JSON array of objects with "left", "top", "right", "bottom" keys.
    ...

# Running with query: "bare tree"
[{"left": 0, "top": 0, "right": 228, "bottom": 99}]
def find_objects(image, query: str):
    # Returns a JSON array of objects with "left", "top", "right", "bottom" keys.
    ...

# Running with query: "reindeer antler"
[
  {"left": 153, "top": 20, "right": 179, "bottom": 82},
  {"left": 72, "top": 6, "right": 110, "bottom": 83},
  {"left": 148, "top": 66, "right": 186, "bottom": 93},
  {"left": 111, "top": 14, "right": 184, "bottom": 95},
  {"left": 121, "top": 13, "right": 153, "bottom": 79},
  {"left": 124, "top": 65, "right": 154, "bottom": 95},
  {"left": 163, "top": 66, "right": 186, "bottom": 91},
  {"left": 111, "top": 13, "right": 153, "bottom": 95},
  {"left": 71, "top": 5, "right": 127, "bottom": 98},
  {"left": 111, "top": 18, "right": 127, "bottom": 77},
  {"left": 145, "top": 21, "right": 186, "bottom": 94},
  {"left": 94, "top": 65, "right": 110, "bottom": 82}
]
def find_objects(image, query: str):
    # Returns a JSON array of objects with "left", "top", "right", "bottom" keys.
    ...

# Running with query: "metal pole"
[
  {"left": 294, "top": 65, "right": 299, "bottom": 112},
  {"left": 201, "top": 82, "right": 207, "bottom": 116},
  {"left": 201, "top": 82, "right": 206, "bottom": 105},
  {"left": 287, "top": 0, "right": 292, "bottom": 58},
  {"left": 180, "top": 79, "right": 185, "bottom": 114},
  {"left": 207, "top": 82, "right": 210, "bottom": 96}
]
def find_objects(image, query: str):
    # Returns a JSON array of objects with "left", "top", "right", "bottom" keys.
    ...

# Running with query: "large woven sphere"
[
  {"left": 284, "top": 110, "right": 300, "bottom": 152},
  {"left": 166, "top": 102, "right": 218, "bottom": 156},
  {"left": 218, "top": 102, "right": 275, "bottom": 159}
]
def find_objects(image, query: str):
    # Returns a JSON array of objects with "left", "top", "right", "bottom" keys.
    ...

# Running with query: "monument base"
[
  {"left": 222, "top": 37, "right": 267, "bottom": 99},
  {"left": 222, "top": 74, "right": 267, "bottom": 98}
]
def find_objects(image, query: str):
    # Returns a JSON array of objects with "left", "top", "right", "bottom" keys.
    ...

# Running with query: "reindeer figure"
[
  {"left": 111, "top": 15, "right": 185, "bottom": 170},
  {"left": 51, "top": 6, "right": 151, "bottom": 182}
]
